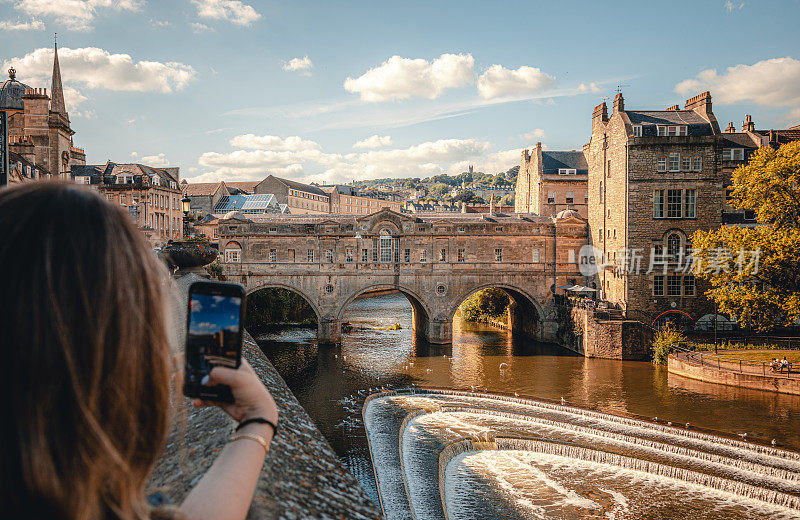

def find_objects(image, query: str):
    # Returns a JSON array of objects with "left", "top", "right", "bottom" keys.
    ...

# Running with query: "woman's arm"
[{"left": 179, "top": 360, "right": 279, "bottom": 520}]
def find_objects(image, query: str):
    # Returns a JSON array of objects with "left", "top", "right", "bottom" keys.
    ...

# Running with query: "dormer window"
[
  {"left": 632, "top": 125, "right": 642, "bottom": 137},
  {"left": 558, "top": 168, "right": 577, "bottom": 175},
  {"left": 723, "top": 148, "right": 745, "bottom": 161},
  {"left": 657, "top": 125, "right": 687, "bottom": 137}
]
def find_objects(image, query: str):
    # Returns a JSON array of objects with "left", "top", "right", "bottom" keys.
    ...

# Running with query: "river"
[{"left": 251, "top": 292, "right": 800, "bottom": 505}]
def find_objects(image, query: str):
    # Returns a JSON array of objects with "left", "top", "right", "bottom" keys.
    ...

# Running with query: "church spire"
[{"left": 50, "top": 35, "right": 67, "bottom": 118}]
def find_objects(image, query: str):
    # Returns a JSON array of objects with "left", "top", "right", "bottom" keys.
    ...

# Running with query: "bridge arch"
[
  {"left": 336, "top": 283, "right": 432, "bottom": 341},
  {"left": 447, "top": 283, "right": 544, "bottom": 341},
  {"left": 246, "top": 282, "right": 323, "bottom": 326}
]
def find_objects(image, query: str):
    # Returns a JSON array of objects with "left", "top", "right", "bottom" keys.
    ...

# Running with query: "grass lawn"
[{"left": 717, "top": 350, "right": 800, "bottom": 363}]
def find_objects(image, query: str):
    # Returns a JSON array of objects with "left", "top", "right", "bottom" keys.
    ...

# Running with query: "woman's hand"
[{"left": 192, "top": 358, "right": 278, "bottom": 425}]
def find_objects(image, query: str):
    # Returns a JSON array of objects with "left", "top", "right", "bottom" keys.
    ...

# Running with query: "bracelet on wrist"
[
  {"left": 228, "top": 433, "right": 269, "bottom": 455},
  {"left": 236, "top": 417, "right": 278, "bottom": 436}
]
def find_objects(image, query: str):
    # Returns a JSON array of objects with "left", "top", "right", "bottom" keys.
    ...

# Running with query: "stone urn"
[{"left": 159, "top": 240, "right": 218, "bottom": 277}]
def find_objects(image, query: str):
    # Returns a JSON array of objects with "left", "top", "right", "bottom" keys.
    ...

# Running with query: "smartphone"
[{"left": 183, "top": 280, "right": 246, "bottom": 403}]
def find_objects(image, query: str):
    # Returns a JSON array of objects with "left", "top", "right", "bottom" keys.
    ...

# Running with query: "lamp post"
[{"left": 181, "top": 194, "right": 191, "bottom": 238}]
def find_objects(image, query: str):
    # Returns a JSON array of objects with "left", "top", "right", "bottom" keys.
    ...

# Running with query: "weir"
[{"left": 364, "top": 389, "right": 800, "bottom": 520}]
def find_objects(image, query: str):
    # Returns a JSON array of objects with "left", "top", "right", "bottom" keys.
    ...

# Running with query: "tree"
[
  {"left": 498, "top": 193, "right": 514, "bottom": 206},
  {"left": 428, "top": 182, "right": 450, "bottom": 198},
  {"left": 451, "top": 190, "right": 479, "bottom": 204},
  {"left": 691, "top": 141, "right": 800, "bottom": 331},
  {"left": 459, "top": 288, "right": 510, "bottom": 322}
]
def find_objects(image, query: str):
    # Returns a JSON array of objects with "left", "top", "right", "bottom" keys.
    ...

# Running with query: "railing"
[{"left": 671, "top": 345, "right": 799, "bottom": 379}]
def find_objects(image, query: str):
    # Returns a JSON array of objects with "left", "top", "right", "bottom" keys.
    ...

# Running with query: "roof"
[
  {"left": 721, "top": 133, "right": 759, "bottom": 148},
  {"left": 214, "top": 194, "right": 278, "bottom": 214},
  {"left": 184, "top": 182, "right": 227, "bottom": 197},
  {"left": 753, "top": 128, "right": 800, "bottom": 146},
  {"left": 270, "top": 175, "right": 327, "bottom": 197},
  {"left": 71, "top": 162, "right": 180, "bottom": 188},
  {"left": 541, "top": 151, "right": 588, "bottom": 173},
  {"left": 10, "top": 151, "right": 51, "bottom": 177},
  {"left": 626, "top": 110, "right": 710, "bottom": 126},
  {"left": 225, "top": 181, "right": 260, "bottom": 194},
  {"left": 0, "top": 76, "right": 30, "bottom": 110},
  {"left": 240, "top": 211, "right": 552, "bottom": 225}
]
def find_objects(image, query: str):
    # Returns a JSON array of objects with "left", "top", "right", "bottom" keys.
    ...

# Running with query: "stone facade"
[
  {"left": 586, "top": 92, "right": 736, "bottom": 325},
  {"left": 516, "top": 142, "right": 588, "bottom": 218},
  {"left": 254, "top": 175, "right": 330, "bottom": 214},
  {"left": 1, "top": 45, "right": 85, "bottom": 180},
  {"left": 219, "top": 208, "right": 589, "bottom": 345}
]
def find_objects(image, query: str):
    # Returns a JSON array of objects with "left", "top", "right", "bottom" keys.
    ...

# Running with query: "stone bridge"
[{"left": 219, "top": 208, "right": 588, "bottom": 344}]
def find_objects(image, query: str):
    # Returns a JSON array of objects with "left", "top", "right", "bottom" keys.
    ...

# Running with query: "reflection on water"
[{"left": 252, "top": 292, "right": 800, "bottom": 505}]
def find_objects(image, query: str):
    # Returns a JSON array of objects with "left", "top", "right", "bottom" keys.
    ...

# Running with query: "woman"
[{"left": 0, "top": 181, "right": 278, "bottom": 520}]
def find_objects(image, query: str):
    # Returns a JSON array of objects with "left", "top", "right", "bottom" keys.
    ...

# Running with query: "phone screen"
[{"left": 185, "top": 284, "right": 244, "bottom": 402}]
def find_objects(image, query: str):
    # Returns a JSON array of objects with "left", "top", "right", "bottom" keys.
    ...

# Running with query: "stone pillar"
[
  {"left": 426, "top": 317, "right": 453, "bottom": 345},
  {"left": 317, "top": 317, "right": 341, "bottom": 345}
]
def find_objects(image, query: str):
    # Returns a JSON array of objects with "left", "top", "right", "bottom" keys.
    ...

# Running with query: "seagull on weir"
[{"left": 561, "top": 397, "right": 566, "bottom": 405}]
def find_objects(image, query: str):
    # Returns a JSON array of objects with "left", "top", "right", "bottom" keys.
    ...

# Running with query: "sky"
[
  {"left": 1, "top": 0, "right": 799, "bottom": 185},
  {"left": 190, "top": 293, "right": 241, "bottom": 335}
]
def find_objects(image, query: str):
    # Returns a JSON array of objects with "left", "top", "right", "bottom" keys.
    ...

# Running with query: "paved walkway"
[{"left": 673, "top": 350, "right": 799, "bottom": 380}]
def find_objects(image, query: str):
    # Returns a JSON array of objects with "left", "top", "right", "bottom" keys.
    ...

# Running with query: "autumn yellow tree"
[{"left": 691, "top": 141, "right": 800, "bottom": 331}]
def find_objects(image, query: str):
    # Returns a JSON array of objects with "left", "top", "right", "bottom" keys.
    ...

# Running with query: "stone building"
[
  {"left": 72, "top": 162, "right": 183, "bottom": 247},
  {"left": 516, "top": 142, "right": 589, "bottom": 218},
  {"left": 182, "top": 181, "right": 230, "bottom": 216},
  {"left": 1, "top": 44, "right": 85, "bottom": 180},
  {"left": 252, "top": 175, "right": 330, "bottom": 214},
  {"left": 321, "top": 184, "right": 403, "bottom": 214},
  {"left": 585, "top": 92, "right": 731, "bottom": 323}
]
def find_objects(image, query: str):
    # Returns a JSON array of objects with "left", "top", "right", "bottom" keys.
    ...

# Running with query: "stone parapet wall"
[
  {"left": 562, "top": 306, "right": 651, "bottom": 360},
  {"left": 669, "top": 355, "right": 800, "bottom": 396}
]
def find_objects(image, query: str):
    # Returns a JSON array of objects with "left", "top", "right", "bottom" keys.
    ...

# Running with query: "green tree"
[
  {"left": 429, "top": 182, "right": 451, "bottom": 198},
  {"left": 498, "top": 193, "right": 514, "bottom": 206},
  {"left": 459, "top": 288, "right": 510, "bottom": 322},
  {"left": 691, "top": 141, "right": 800, "bottom": 331},
  {"left": 651, "top": 323, "right": 685, "bottom": 365}
]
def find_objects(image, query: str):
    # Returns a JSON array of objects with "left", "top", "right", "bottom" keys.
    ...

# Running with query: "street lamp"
[{"left": 182, "top": 194, "right": 191, "bottom": 238}]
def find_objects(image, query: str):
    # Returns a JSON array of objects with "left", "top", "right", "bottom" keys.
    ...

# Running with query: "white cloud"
[
  {"left": 282, "top": 56, "right": 313, "bottom": 75},
  {"left": 675, "top": 57, "right": 800, "bottom": 108},
  {"left": 2, "top": 47, "right": 196, "bottom": 105},
  {"left": 0, "top": 18, "right": 45, "bottom": 30},
  {"left": 724, "top": 1, "right": 745, "bottom": 12},
  {"left": 520, "top": 129, "right": 546, "bottom": 140},
  {"left": 191, "top": 0, "right": 261, "bottom": 26},
  {"left": 228, "top": 134, "right": 321, "bottom": 151},
  {"left": 190, "top": 22, "right": 213, "bottom": 33},
  {"left": 353, "top": 135, "right": 393, "bottom": 149},
  {"left": 190, "top": 137, "right": 492, "bottom": 184},
  {"left": 344, "top": 53, "right": 475, "bottom": 102},
  {"left": 448, "top": 148, "right": 522, "bottom": 176},
  {"left": 151, "top": 19, "right": 171, "bottom": 28},
  {"left": 476, "top": 64, "right": 555, "bottom": 99},
  {"left": 138, "top": 153, "right": 170, "bottom": 167},
  {"left": 14, "top": 0, "right": 143, "bottom": 31},
  {"left": 577, "top": 82, "right": 601, "bottom": 93}
]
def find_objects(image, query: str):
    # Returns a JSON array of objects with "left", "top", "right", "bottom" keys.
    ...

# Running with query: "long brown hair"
[{"left": 0, "top": 182, "right": 174, "bottom": 519}]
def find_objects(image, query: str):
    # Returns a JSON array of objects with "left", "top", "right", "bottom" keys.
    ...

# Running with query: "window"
[
  {"left": 632, "top": 125, "right": 642, "bottom": 137},
  {"left": 684, "top": 275, "right": 695, "bottom": 296},
  {"left": 607, "top": 160, "right": 612, "bottom": 178},
  {"left": 547, "top": 192, "right": 556, "bottom": 204},
  {"left": 458, "top": 226, "right": 465, "bottom": 232},
  {"left": 599, "top": 182, "right": 604, "bottom": 203},
  {"left": 224, "top": 247, "right": 241, "bottom": 263},
  {"left": 269, "top": 249, "right": 276, "bottom": 262},
  {"left": 558, "top": 168, "right": 577, "bottom": 175},
  {"left": 307, "top": 249, "right": 315, "bottom": 263},
  {"left": 379, "top": 236, "right": 393, "bottom": 262},
  {"left": 421, "top": 249, "right": 428, "bottom": 263},
  {"left": 657, "top": 126, "right": 668, "bottom": 137},
  {"left": 654, "top": 190, "right": 665, "bottom": 218},
  {"left": 723, "top": 148, "right": 745, "bottom": 161},
  {"left": 660, "top": 125, "right": 687, "bottom": 136},
  {"left": 495, "top": 248, "right": 503, "bottom": 262},
  {"left": 666, "top": 233, "right": 681, "bottom": 259},
  {"left": 669, "top": 153, "right": 680, "bottom": 172},
  {"left": 682, "top": 156, "right": 692, "bottom": 171},
  {"left": 457, "top": 248, "right": 465, "bottom": 262},
  {"left": 667, "top": 189, "right": 682, "bottom": 218},
  {"left": 532, "top": 249, "right": 540, "bottom": 263},
  {"left": 657, "top": 157, "right": 667, "bottom": 172},
  {"left": 269, "top": 227, "right": 277, "bottom": 234},
  {"left": 667, "top": 275, "right": 682, "bottom": 296},
  {"left": 288, "top": 249, "right": 295, "bottom": 262},
  {"left": 565, "top": 191, "right": 574, "bottom": 204},
  {"left": 404, "top": 248, "right": 411, "bottom": 263},
  {"left": 372, "top": 239, "right": 379, "bottom": 262},
  {"left": 325, "top": 249, "right": 334, "bottom": 263},
  {"left": 692, "top": 156, "right": 702, "bottom": 171},
  {"left": 439, "top": 248, "right": 447, "bottom": 262},
  {"left": 653, "top": 275, "right": 664, "bottom": 296},
  {"left": 345, "top": 247, "right": 354, "bottom": 263},
  {"left": 361, "top": 248, "right": 368, "bottom": 262},
  {"left": 685, "top": 189, "right": 696, "bottom": 218},
  {"left": 598, "top": 228, "right": 604, "bottom": 242}
]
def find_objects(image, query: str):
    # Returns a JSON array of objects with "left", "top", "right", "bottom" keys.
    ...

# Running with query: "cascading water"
[{"left": 364, "top": 389, "right": 800, "bottom": 520}]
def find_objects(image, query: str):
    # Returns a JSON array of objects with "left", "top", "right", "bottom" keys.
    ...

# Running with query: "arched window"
[
  {"left": 224, "top": 241, "right": 242, "bottom": 263},
  {"left": 666, "top": 233, "right": 681, "bottom": 259}
]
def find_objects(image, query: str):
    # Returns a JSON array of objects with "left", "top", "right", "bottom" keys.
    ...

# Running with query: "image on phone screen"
[{"left": 185, "top": 291, "right": 243, "bottom": 399}]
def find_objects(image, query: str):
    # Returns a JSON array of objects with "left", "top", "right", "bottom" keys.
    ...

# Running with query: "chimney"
[
  {"left": 665, "top": 105, "right": 680, "bottom": 111},
  {"left": 592, "top": 102, "right": 608, "bottom": 129},
  {"left": 684, "top": 91, "right": 712, "bottom": 113},
  {"left": 489, "top": 194, "right": 495, "bottom": 215},
  {"left": 743, "top": 114, "right": 755, "bottom": 132},
  {"left": 613, "top": 93, "right": 624, "bottom": 113},
  {"left": 725, "top": 122, "right": 735, "bottom": 133}
]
